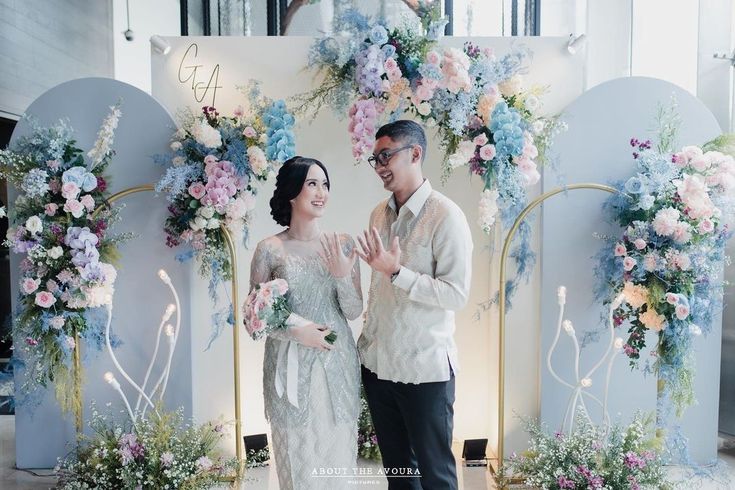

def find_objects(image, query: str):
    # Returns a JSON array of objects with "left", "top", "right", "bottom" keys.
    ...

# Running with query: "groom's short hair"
[{"left": 375, "top": 120, "right": 427, "bottom": 163}]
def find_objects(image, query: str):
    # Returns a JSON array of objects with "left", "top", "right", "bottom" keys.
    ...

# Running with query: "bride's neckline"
[{"left": 285, "top": 229, "right": 322, "bottom": 242}]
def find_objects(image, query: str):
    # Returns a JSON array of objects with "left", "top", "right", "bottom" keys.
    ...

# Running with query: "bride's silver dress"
[{"left": 249, "top": 234, "right": 363, "bottom": 489}]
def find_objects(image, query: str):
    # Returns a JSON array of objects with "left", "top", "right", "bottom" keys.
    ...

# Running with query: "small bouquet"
[{"left": 243, "top": 279, "right": 336, "bottom": 343}]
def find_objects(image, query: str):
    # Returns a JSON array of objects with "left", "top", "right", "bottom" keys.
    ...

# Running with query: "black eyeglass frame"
[{"left": 367, "top": 145, "right": 415, "bottom": 168}]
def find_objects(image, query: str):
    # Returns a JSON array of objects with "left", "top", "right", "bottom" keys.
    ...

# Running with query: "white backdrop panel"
[
  {"left": 151, "top": 36, "right": 583, "bottom": 456},
  {"left": 541, "top": 77, "right": 723, "bottom": 463},
  {"left": 10, "top": 78, "right": 192, "bottom": 468}
]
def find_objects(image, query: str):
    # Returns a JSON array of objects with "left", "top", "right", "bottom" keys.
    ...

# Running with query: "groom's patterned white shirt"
[{"left": 358, "top": 179, "right": 473, "bottom": 384}]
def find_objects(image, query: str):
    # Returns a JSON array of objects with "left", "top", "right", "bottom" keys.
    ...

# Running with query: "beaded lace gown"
[{"left": 249, "top": 233, "right": 363, "bottom": 490}]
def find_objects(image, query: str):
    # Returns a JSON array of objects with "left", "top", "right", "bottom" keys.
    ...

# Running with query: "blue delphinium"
[
  {"left": 490, "top": 101, "right": 525, "bottom": 158},
  {"left": 155, "top": 163, "right": 204, "bottom": 201},
  {"left": 263, "top": 101, "right": 296, "bottom": 164}
]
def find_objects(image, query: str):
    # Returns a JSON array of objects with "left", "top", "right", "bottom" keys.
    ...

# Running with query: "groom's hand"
[{"left": 356, "top": 227, "right": 401, "bottom": 278}]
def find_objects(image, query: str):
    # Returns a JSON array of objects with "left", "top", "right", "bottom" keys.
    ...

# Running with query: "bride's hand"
[
  {"left": 320, "top": 232, "right": 356, "bottom": 278},
  {"left": 290, "top": 323, "right": 334, "bottom": 351}
]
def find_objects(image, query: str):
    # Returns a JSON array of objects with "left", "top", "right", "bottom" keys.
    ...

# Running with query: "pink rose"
[
  {"left": 516, "top": 157, "right": 540, "bottom": 185},
  {"left": 473, "top": 134, "right": 489, "bottom": 147},
  {"left": 384, "top": 57, "right": 398, "bottom": 71},
  {"left": 633, "top": 238, "right": 647, "bottom": 250},
  {"left": 698, "top": 219, "right": 714, "bottom": 234},
  {"left": 188, "top": 182, "right": 206, "bottom": 200},
  {"left": 273, "top": 278, "right": 289, "bottom": 295},
  {"left": 614, "top": 243, "right": 627, "bottom": 257},
  {"left": 242, "top": 126, "right": 257, "bottom": 138},
  {"left": 21, "top": 277, "right": 40, "bottom": 295},
  {"left": 415, "top": 84, "right": 434, "bottom": 101},
  {"left": 387, "top": 68, "right": 402, "bottom": 82},
  {"left": 665, "top": 293, "right": 679, "bottom": 305},
  {"left": 64, "top": 199, "right": 85, "bottom": 218},
  {"left": 45, "top": 203, "right": 59, "bottom": 216},
  {"left": 623, "top": 256, "right": 637, "bottom": 271},
  {"left": 80, "top": 194, "right": 95, "bottom": 211},
  {"left": 690, "top": 156, "right": 710, "bottom": 172},
  {"left": 479, "top": 144, "right": 497, "bottom": 161},
  {"left": 61, "top": 182, "right": 80, "bottom": 200},
  {"left": 34, "top": 291, "right": 57, "bottom": 308},
  {"left": 675, "top": 304, "right": 690, "bottom": 320},
  {"left": 203, "top": 155, "right": 218, "bottom": 165}
]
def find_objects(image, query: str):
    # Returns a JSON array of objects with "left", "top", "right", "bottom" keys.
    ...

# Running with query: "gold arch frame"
[
  {"left": 491, "top": 183, "right": 622, "bottom": 483},
  {"left": 90, "top": 184, "right": 244, "bottom": 479}
]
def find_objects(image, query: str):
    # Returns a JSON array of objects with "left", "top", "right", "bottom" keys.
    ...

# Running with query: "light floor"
[{"left": 1, "top": 415, "right": 733, "bottom": 489}]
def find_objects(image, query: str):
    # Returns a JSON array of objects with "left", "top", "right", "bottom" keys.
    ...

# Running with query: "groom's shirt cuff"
[{"left": 391, "top": 266, "right": 416, "bottom": 291}]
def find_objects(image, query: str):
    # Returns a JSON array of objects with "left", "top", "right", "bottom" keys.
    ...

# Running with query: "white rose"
[
  {"left": 170, "top": 141, "right": 182, "bottom": 151},
  {"left": 425, "top": 117, "right": 437, "bottom": 127},
  {"left": 259, "top": 134, "right": 268, "bottom": 144},
  {"left": 191, "top": 120, "right": 222, "bottom": 149},
  {"left": 190, "top": 216, "right": 207, "bottom": 231},
  {"left": 206, "top": 218, "right": 221, "bottom": 229},
  {"left": 47, "top": 246, "right": 64, "bottom": 259},
  {"left": 199, "top": 206, "right": 215, "bottom": 219},
  {"left": 417, "top": 102, "right": 432, "bottom": 116},
  {"left": 25, "top": 216, "right": 43, "bottom": 235},
  {"left": 524, "top": 95, "right": 540, "bottom": 113}
]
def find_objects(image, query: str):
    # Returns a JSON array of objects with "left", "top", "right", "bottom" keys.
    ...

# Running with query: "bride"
[{"left": 248, "top": 156, "right": 363, "bottom": 489}]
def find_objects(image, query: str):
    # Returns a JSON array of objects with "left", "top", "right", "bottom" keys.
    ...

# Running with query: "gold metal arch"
[
  {"left": 90, "top": 184, "right": 245, "bottom": 479},
  {"left": 491, "top": 183, "right": 622, "bottom": 483}
]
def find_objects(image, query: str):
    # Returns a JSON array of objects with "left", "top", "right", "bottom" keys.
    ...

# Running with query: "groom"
[{"left": 355, "top": 120, "right": 473, "bottom": 489}]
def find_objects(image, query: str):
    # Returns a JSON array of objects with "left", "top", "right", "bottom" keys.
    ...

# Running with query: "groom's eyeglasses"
[{"left": 367, "top": 145, "right": 414, "bottom": 169}]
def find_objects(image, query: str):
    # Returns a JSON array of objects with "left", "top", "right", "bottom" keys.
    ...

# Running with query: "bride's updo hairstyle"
[{"left": 269, "top": 156, "right": 331, "bottom": 227}]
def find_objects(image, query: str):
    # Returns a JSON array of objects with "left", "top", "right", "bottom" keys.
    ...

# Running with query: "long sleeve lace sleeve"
[{"left": 335, "top": 235, "right": 363, "bottom": 321}]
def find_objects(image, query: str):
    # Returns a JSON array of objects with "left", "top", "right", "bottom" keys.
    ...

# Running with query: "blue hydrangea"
[
  {"left": 263, "top": 100, "right": 296, "bottom": 163},
  {"left": 490, "top": 101, "right": 525, "bottom": 158},
  {"left": 418, "top": 62, "right": 442, "bottom": 81},
  {"left": 20, "top": 168, "right": 49, "bottom": 198}
]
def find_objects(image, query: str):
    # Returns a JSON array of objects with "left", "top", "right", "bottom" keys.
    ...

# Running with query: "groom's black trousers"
[{"left": 361, "top": 365, "right": 458, "bottom": 490}]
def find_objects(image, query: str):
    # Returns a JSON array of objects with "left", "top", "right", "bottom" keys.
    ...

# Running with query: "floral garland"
[
  {"left": 298, "top": 9, "right": 563, "bottom": 307},
  {"left": 0, "top": 107, "right": 129, "bottom": 412},
  {"left": 155, "top": 81, "right": 296, "bottom": 346},
  {"left": 594, "top": 108, "right": 735, "bottom": 422},
  {"left": 56, "top": 404, "right": 238, "bottom": 489}
]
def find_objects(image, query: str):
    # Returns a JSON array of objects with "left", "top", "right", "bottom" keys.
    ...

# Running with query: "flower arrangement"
[
  {"left": 357, "top": 389, "right": 381, "bottom": 461},
  {"left": 155, "top": 81, "right": 296, "bottom": 345},
  {"left": 0, "top": 107, "right": 129, "bottom": 411},
  {"left": 594, "top": 109, "right": 735, "bottom": 418},
  {"left": 56, "top": 405, "right": 237, "bottom": 489},
  {"left": 243, "top": 278, "right": 337, "bottom": 344},
  {"left": 298, "top": 8, "right": 563, "bottom": 307},
  {"left": 498, "top": 412, "right": 668, "bottom": 490}
]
